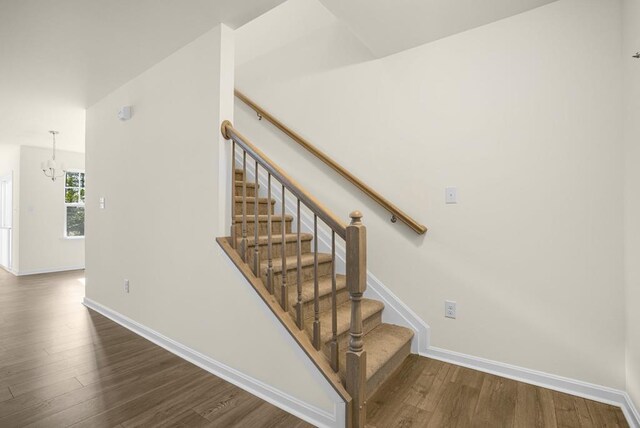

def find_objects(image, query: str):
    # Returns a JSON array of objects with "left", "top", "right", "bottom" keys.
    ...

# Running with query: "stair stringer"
[
  {"left": 237, "top": 153, "right": 430, "bottom": 354},
  {"left": 216, "top": 237, "right": 349, "bottom": 428}
]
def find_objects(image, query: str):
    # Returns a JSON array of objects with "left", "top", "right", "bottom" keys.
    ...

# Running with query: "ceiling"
[
  {"left": 1, "top": 0, "right": 560, "bottom": 152},
  {"left": 0, "top": 0, "right": 285, "bottom": 151},
  {"left": 318, "top": 0, "right": 560, "bottom": 58}
]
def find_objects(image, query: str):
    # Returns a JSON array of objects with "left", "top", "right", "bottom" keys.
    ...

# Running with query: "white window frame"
[{"left": 63, "top": 169, "right": 85, "bottom": 239}]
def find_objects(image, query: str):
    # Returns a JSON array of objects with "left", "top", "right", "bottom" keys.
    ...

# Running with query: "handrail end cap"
[
  {"left": 349, "top": 211, "right": 363, "bottom": 224},
  {"left": 221, "top": 120, "right": 233, "bottom": 139}
]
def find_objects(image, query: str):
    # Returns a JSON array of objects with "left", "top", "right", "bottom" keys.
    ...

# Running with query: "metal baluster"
[
  {"left": 280, "top": 185, "right": 288, "bottom": 310},
  {"left": 296, "top": 199, "right": 303, "bottom": 329},
  {"left": 267, "top": 174, "right": 273, "bottom": 294},
  {"left": 242, "top": 151, "right": 247, "bottom": 262},
  {"left": 313, "top": 214, "right": 321, "bottom": 350},
  {"left": 330, "top": 230, "right": 338, "bottom": 372},
  {"left": 253, "top": 161, "right": 260, "bottom": 277},
  {"left": 230, "top": 141, "right": 236, "bottom": 249}
]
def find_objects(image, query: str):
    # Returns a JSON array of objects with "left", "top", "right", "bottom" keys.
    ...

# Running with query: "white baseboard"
[
  {"left": 82, "top": 298, "right": 344, "bottom": 428},
  {"left": 424, "top": 346, "right": 640, "bottom": 428},
  {"left": 0, "top": 264, "right": 16, "bottom": 275},
  {"left": 362, "top": 271, "right": 430, "bottom": 353},
  {"left": 16, "top": 265, "right": 85, "bottom": 276},
  {"left": 239, "top": 155, "right": 430, "bottom": 354}
]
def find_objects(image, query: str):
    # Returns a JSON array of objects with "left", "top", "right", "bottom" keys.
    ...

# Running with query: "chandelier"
[{"left": 41, "top": 130, "right": 66, "bottom": 181}]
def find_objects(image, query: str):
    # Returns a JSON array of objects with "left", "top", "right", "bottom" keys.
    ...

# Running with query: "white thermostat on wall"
[{"left": 117, "top": 106, "right": 132, "bottom": 121}]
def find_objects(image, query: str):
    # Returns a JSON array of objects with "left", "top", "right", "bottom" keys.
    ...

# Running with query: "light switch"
[
  {"left": 445, "top": 187, "right": 457, "bottom": 204},
  {"left": 99, "top": 197, "right": 106, "bottom": 209}
]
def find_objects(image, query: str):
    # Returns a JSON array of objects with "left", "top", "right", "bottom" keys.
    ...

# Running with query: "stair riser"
[
  {"left": 323, "top": 311, "right": 382, "bottom": 359},
  {"left": 366, "top": 340, "right": 412, "bottom": 400},
  {"left": 234, "top": 201, "right": 274, "bottom": 216},
  {"left": 234, "top": 184, "right": 257, "bottom": 197},
  {"left": 234, "top": 170, "right": 244, "bottom": 181},
  {"left": 245, "top": 240, "right": 312, "bottom": 267},
  {"left": 233, "top": 220, "right": 292, "bottom": 238},
  {"left": 262, "top": 259, "right": 332, "bottom": 290},
  {"left": 289, "top": 288, "right": 350, "bottom": 322}
]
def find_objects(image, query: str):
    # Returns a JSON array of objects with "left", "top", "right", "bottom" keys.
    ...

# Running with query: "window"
[{"left": 64, "top": 171, "right": 85, "bottom": 237}]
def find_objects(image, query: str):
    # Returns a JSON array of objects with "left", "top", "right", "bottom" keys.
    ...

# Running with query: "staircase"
[{"left": 218, "top": 121, "right": 414, "bottom": 428}]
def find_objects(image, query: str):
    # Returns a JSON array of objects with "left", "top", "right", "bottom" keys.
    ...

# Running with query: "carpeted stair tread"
[
  {"left": 234, "top": 214, "right": 293, "bottom": 222},
  {"left": 313, "top": 298, "right": 384, "bottom": 345},
  {"left": 338, "top": 323, "right": 414, "bottom": 391},
  {"left": 235, "top": 181, "right": 257, "bottom": 188},
  {"left": 238, "top": 233, "right": 313, "bottom": 247},
  {"left": 289, "top": 274, "right": 347, "bottom": 304},
  {"left": 234, "top": 196, "right": 275, "bottom": 204},
  {"left": 261, "top": 252, "right": 332, "bottom": 274}
]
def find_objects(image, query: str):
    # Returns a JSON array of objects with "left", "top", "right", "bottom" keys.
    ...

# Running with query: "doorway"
[{"left": 0, "top": 173, "right": 13, "bottom": 271}]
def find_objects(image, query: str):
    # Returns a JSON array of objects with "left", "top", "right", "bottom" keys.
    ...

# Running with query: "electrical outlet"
[
  {"left": 124, "top": 279, "right": 130, "bottom": 293},
  {"left": 445, "top": 300, "right": 456, "bottom": 319}
]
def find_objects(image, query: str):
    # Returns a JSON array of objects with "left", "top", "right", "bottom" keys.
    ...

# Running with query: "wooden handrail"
[
  {"left": 221, "top": 121, "right": 347, "bottom": 240},
  {"left": 234, "top": 89, "right": 428, "bottom": 235}
]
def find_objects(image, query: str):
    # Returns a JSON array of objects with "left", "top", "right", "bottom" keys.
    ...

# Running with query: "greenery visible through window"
[{"left": 65, "top": 171, "right": 85, "bottom": 237}]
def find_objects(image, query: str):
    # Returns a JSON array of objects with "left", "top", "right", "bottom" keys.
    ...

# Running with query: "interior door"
[{"left": 0, "top": 173, "right": 12, "bottom": 270}]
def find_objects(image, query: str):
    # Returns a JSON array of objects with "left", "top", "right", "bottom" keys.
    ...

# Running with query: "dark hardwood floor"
[
  {"left": 0, "top": 268, "right": 311, "bottom": 427},
  {"left": 0, "top": 268, "right": 629, "bottom": 427},
  {"left": 367, "top": 354, "right": 629, "bottom": 428}
]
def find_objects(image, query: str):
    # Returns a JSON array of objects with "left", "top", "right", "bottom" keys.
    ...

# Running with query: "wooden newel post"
[{"left": 346, "top": 210, "right": 367, "bottom": 428}]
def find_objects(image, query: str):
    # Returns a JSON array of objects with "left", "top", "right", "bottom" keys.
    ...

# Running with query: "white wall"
[
  {"left": 235, "top": 0, "right": 626, "bottom": 389},
  {"left": 17, "top": 145, "right": 85, "bottom": 274},
  {"left": 0, "top": 144, "right": 20, "bottom": 272},
  {"left": 85, "top": 24, "right": 342, "bottom": 424},
  {"left": 623, "top": 0, "right": 640, "bottom": 411}
]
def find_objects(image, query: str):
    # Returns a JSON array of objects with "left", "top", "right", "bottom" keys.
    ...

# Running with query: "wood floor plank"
[
  {"left": 370, "top": 355, "right": 628, "bottom": 428},
  {"left": 74, "top": 346, "right": 167, "bottom": 386},
  {"left": 251, "top": 406, "right": 315, "bottom": 428},
  {"left": 119, "top": 374, "right": 229, "bottom": 427},
  {"left": 471, "top": 373, "right": 518, "bottom": 427},
  {"left": 552, "top": 391, "right": 584, "bottom": 427},
  {"left": 427, "top": 382, "right": 481, "bottom": 427},
  {"left": 372, "top": 403, "right": 432, "bottom": 428},
  {"left": 514, "top": 382, "right": 558, "bottom": 428},
  {"left": 193, "top": 385, "right": 258, "bottom": 420},
  {"left": 402, "top": 358, "right": 445, "bottom": 408},
  {"left": 415, "top": 360, "right": 453, "bottom": 413},
  {"left": 3, "top": 341, "right": 154, "bottom": 396},
  {"left": 450, "top": 365, "right": 485, "bottom": 389},
  {"left": 219, "top": 400, "right": 315, "bottom": 428},
  {"left": 0, "top": 268, "right": 308, "bottom": 427},
  {"left": 0, "top": 358, "right": 192, "bottom": 427},
  {"left": 7, "top": 368, "right": 82, "bottom": 397},
  {"left": 574, "top": 396, "right": 595, "bottom": 428},
  {"left": 368, "top": 354, "right": 424, "bottom": 421},
  {"left": 1, "top": 264, "right": 631, "bottom": 428},
  {"left": 0, "top": 377, "right": 83, "bottom": 418},
  {"left": 197, "top": 391, "right": 279, "bottom": 427},
  {"left": 66, "top": 370, "right": 209, "bottom": 428},
  {"left": 0, "top": 386, "right": 12, "bottom": 402},
  {"left": 0, "top": 347, "right": 50, "bottom": 367},
  {"left": 585, "top": 399, "right": 629, "bottom": 428},
  {"left": 154, "top": 409, "right": 215, "bottom": 428}
]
